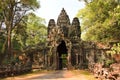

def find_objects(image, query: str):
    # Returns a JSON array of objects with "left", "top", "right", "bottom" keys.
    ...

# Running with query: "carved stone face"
[
  {"left": 57, "top": 9, "right": 70, "bottom": 26},
  {"left": 48, "top": 19, "right": 55, "bottom": 26},
  {"left": 72, "top": 17, "right": 79, "bottom": 26}
]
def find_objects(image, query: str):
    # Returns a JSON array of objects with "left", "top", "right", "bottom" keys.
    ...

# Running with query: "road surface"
[{"left": 5, "top": 70, "right": 96, "bottom": 80}]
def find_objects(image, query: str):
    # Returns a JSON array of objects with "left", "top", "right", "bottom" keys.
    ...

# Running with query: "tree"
[
  {"left": 25, "top": 13, "right": 47, "bottom": 46},
  {"left": 0, "top": 0, "right": 40, "bottom": 58},
  {"left": 0, "top": 10, "right": 4, "bottom": 30},
  {"left": 78, "top": 0, "right": 92, "bottom": 4},
  {"left": 77, "top": 0, "right": 120, "bottom": 42},
  {"left": 12, "top": 16, "right": 27, "bottom": 51},
  {"left": 12, "top": 12, "right": 47, "bottom": 50}
]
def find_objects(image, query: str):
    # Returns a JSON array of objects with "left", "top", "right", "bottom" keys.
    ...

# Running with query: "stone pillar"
[
  {"left": 76, "top": 54, "right": 78, "bottom": 65},
  {"left": 56, "top": 52, "right": 59, "bottom": 70},
  {"left": 53, "top": 47, "right": 58, "bottom": 70},
  {"left": 45, "top": 54, "right": 48, "bottom": 68},
  {"left": 79, "top": 55, "right": 83, "bottom": 68},
  {"left": 47, "top": 55, "right": 50, "bottom": 68},
  {"left": 67, "top": 49, "right": 73, "bottom": 70}
]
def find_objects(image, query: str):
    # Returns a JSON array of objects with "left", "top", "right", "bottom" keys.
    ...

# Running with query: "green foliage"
[
  {"left": 12, "top": 16, "right": 28, "bottom": 51},
  {"left": 107, "top": 43, "right": 120, "bottom": 55},
  {"left": 112, "top": 43, "right": 120, "bottom": 54},
  {"left": 0, "top": 0, "right": 40, "bottom": 55},
  {"left": 77, "top": 0, "right": 120, "bottom": 42},
  {"left": 79, "top": 0, "right": 92, "bottom": 3},
  {"left": 61, "top": 54, "right": 67, "bottom": 58},
  {"left": 0, "top": 0, "right": 42, "bottom": 65},
  {"left": 21, "top": 0, "right": 40, "bottom": 9},
  {"left": 0, "top": 31, "right": 7, "bottom": 54},
  {"left": 96, "top": 52, "right": 115, "bottom": 67},
  {"left": 25, "top": 13, "right": 47, "bottom": 46},
  {"left": 2, "top": 56, "right": 19, "bottom": 65},
  {"left": 12, "top": 12, "right": 47, "bottom": 51},
  {"left": 104, "top": 59, "right": 114, "bottom": 67},
  {"left": 12, "top": 38, "right": 22, "bottom": 50}
]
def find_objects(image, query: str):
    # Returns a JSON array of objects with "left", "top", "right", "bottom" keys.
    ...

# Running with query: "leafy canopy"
[
  {"left": 0, "top": 0, "right": 40, "bottom": 54},
  {"left": 77, "top": 0, "right": 120, "bottom": 42}
]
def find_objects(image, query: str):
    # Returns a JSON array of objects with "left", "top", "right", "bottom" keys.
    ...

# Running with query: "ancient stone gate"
[
  {"left": 32, "top": 8, "right": 110, "bottom": 70},
  {"left": 45, "top": 8, "right": 87, "bottom": 70}
]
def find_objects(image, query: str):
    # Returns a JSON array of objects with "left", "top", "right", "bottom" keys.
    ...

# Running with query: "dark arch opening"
[{"left": 57, "top": 40, "right": 68, "bottom": 70}]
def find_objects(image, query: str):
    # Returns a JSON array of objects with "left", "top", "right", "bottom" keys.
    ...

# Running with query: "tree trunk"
[
  {"left": 7, "top": 25, "right": 12, "bottom": 58},
  {"left": 0, "top": 22, "right": 2, "bottom": 30}
]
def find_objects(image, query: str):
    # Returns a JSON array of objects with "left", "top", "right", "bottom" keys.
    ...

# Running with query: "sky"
[{"left": 35, "top": 0, "right": 85, "bottom": 25}]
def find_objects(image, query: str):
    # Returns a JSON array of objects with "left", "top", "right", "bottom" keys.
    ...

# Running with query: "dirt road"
[{"left": 5, "top": 70, "right": 96, "bottom": 80}]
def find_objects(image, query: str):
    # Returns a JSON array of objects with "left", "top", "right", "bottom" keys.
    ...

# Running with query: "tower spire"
[{"left": 57, "top": 8, "right": 70, "bottom": 26}]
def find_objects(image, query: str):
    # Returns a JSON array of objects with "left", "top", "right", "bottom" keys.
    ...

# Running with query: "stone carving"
[
  {"left": 48, "top": 19, "right": 56, "bottom": 35},
  {"left": 45, "top": 8, "right": 108, "bottom": 70},
  {"left": 70, "top": 17, "right": 81, "bottom": 38},
  {"left": 57, "top": 8, "right": 70, "bottom": 27},
  {"left": 46, "top": 8, "right": 84, "bottom": 70}
]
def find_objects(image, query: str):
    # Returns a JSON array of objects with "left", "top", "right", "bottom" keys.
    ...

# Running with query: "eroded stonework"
[
  {"left": 46, "top": 8, "right": 87, "bottom": 70},
  {"left": 32, "top": 8, "right": 110, "bottom": 70}
]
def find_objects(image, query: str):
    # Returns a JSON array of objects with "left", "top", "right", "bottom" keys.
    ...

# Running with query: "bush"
[{"left": 104, "top": 59, "right": 115, "bottom": 67}]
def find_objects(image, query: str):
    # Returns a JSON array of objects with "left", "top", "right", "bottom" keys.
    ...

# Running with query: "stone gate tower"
[{"left": 46, "top": 8, "right": 86, "bottom": 70}]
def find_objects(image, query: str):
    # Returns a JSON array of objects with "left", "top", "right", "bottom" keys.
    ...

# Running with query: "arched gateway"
[
  {"left": 46, "top": 8, "right": 86, "bottom": 70},
  {"left": 57, "top": 40, "right": 68, "bottom": 69}
]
